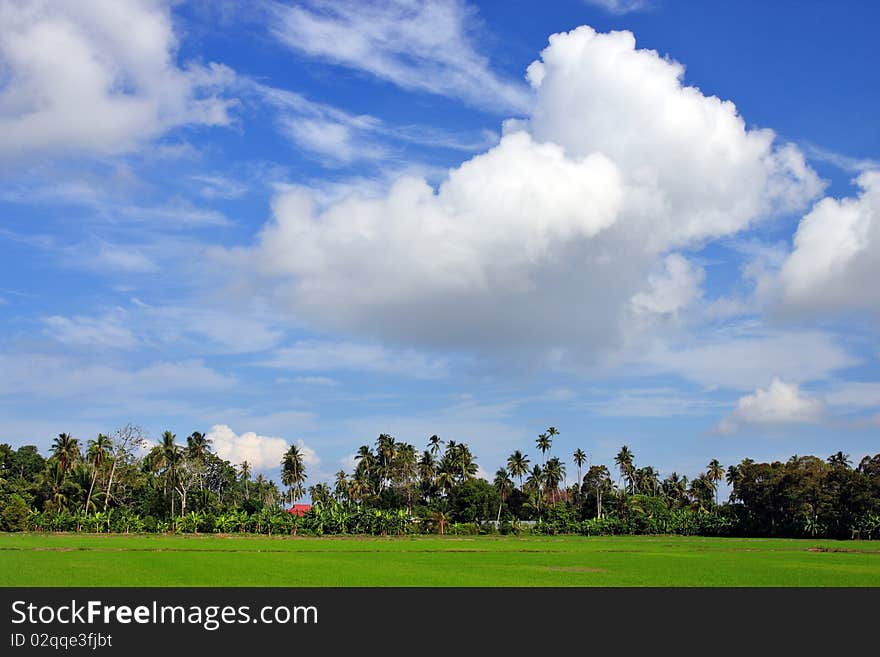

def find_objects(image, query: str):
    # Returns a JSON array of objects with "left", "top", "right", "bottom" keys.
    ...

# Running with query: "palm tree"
[
  {"left": 186, "top": 431, "right": 210, "bottom": 459},
  {"left": 493, "top": 468, "right": 514, "bottom": 523},
  {"left": 506, "top": 450, "right": 530, "bottom": 488},
  {"left": 376, "top": 434, "right": 397, "bottom": 490},
  {"left": 525, "top": 464, "right": 543, "bottom": 496},
  {"left": 725, "top": 465, "right": 742, "bottom": 502},
  {"left": 52, "top": 433, "right": 80, "bottom": 475},
  {"left": 543, "top": 457, "right": 566, "bottom": 504},
  {"left": 636, "top": 466, "right": 660, "bottom": 496},
  {"left": 663, "top": 472, "right": 688, "bottom": 505},
  {"left": 828, "top": 451, "right": 851, "bottom": 468},
  {"left": 239, "top": 461, "right": 251, "bottom": 500},
  {"left": 706, "top": 459, "right": 724, "bottom": 507},
  {"left": 255, "top": 473, "right": 266, "bottom": 505},
  {"left": 160, "top": 431, "right": 181, "bottom": 518},
  {"left": 614, "top": 445, "right": 634, "bottom": 494},
  {"left": 44, "top": 461, "right": 68, "bottom": 512},
  {"left": 334, "top": 470, "right": 349, "bottom": 503},
  {"left": 428, "top": 435, "right": 443, "bottom": 456},
  {"left": 354, "top": 445, "right": 374, "bottom": 476},
  {"left": 573, "top": 449, "right": 587, "bottom": 490},
  {"left": 450, "top": 442, "right": 477, "bottom": 482},
  {"left": 281, "top": 444, "right": 307, "bottom": 505},
  {"left": 435, "top": 469, "right": 456, "bottom": 497},
  {"left": 536, "top": 432, "right": 551, "bottom": 465},
  {"left": 83, "top": 434, "right": 112, "bottom": 514},
  {"left": 689, "top": 473, "right": 714, "bottom": 511},
  {"left": 394, "top": 442, "right": 419, "bottom": 512}
]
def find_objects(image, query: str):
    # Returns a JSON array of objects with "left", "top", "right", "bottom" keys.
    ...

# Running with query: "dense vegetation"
[{"left": 1, "top": 424, "right": 878, "bottom": 539}]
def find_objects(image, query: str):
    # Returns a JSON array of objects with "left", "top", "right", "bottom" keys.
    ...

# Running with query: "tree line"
[{"left": 1, "top": 424, "right": 878, "bottom": 539}]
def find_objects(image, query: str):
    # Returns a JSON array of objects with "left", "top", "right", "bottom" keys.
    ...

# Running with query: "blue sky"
[{"left": 1, "top": 0, "right": 879, "bottom": 488}]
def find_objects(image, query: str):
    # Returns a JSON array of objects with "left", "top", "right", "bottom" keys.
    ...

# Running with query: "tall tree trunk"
[
  {"left": 103, "top": 457, "right": 118, "bottom": 513},
  {"left": 84, "top": 467, "right": 98, "bottom": 514}
]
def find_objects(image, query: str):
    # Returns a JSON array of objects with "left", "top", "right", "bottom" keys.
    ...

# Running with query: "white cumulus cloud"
[
  {"left": 775, "top": 171, "right": 880, "bottom": 314},
  {"left": 217, "top": 25, "right": 822, "bottom": 365},
  {"left": 0, "top": 0, "right": 236, "bottom": 159},
  {"left": 715, "top": 378, "right": 826, "bottom": 434},
  {"left": 207, "top": 424, "right": 320, "bottom": 471}
]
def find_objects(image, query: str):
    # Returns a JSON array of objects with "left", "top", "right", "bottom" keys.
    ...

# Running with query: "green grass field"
[{"left": 1, "top": 533, "right": 879, "bottom": 586}]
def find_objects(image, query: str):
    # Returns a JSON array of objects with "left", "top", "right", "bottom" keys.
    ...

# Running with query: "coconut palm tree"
[
  {"left": 186, "top": 431, "right": 210, "bottom": 459},
  {"left": 525, "top": 464, "right": 543, "bottom": 497},
  {"left": 725, "top": 464, "right": 742, "bottom": 502},
  {"left": 428, "top": 434, "right": 443, "bottom": 456},
  {"left": 663, "top": 471, "right": 688, "bottom": 505},
  {"left": 706, "top": 459, "right": 724, "bottom": 507},
  {"left": 828, "top": 451, "right": 851, "bottom": 468},
  {"left": 255, "top": 473, "right": 266, "bottom": 505},
  {"left": 394, "top": 442, "right": 419, "bottom": 511},
  {"left": 376, "top": 434, "right": 397, "bottom": 490},
  {"left": 543, "top": 457, "right": 566, "bottom": 504},
  {"left": 239, "top": 461, "right": 251, "bottom": 500},
  {"left": 614, "top": 445, "right": 634, "bottom": 494},
  {"left": 83, "top": 433, "right": 112, "bottom": 514},
  {"left": 507, "top": 450, "right": 530, "bottom": 489},
  {"left": 636, "top": 466, "right": 660, "bottom": 496},
  {"left": 573, "top": 449, "right": 587, "bottom": 492},
  {"left": 689, "top": 473, "right": 714, "bottom": 511},
  {"left": 493, "top": 468, "right": 514, "bottom": 522},
  {"left": 281, "top": 444, "right": 307, "bottom": 505},
  {"left": 536, "top": 432, "right": 552, "bottom": 465},
  {"left": 52, "top": 433, "right": 80, "bottom": 475},
  {"left": 334, "top": 470, "right": 349, "bottom": 503},
  {"left": 435, "top": 469, "right": 456, "bottom": 497},
  {"left": 160, "top": 431, "right": 181, "bottom": 518},
  {"left": 450, "top": 442, "right": 477, "bottom": 482}
]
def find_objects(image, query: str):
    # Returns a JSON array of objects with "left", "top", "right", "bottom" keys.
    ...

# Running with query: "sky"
[{"left": 1, "top": 0, "right": 879, "bottom": 489}]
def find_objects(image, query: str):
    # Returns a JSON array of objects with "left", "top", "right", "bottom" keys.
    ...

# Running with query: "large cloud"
[
  {"left": 0, "top": 0, "right": 235, "bottom": 159},
  {"left": 207, "top": 424, "right": 319, "bottom": 471},
  {"left": 775, "top": 171, "right": 880, "bottom": 314},
  {"left": 219, "top": 25, "right": 822, "bottom": 363}
]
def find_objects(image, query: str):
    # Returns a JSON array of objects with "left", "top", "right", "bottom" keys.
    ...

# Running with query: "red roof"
[{"left": 288, "top": 504, "right": 312, "bottom": 517}]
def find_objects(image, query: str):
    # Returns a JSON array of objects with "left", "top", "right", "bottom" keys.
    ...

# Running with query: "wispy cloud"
[
  {"left": 250, "top": 80, "right": 499, "bottom": 164},
  {"left": 802, "top": 142, "right": 880, "bottom": 174},
  {"left": 43, "top": 313, "right": 138, "bottom": 350},
  {"left": 190, "top": 175, "right": 249, "bottom": 200},
  {"left": 583, "top": 0, "right": 654, "bottom": 15},
  {"left": 582, "top": 387, "right": 723, "bottom": 418},
  {"left": 0, "top": 354, "right": 236, "bottom": 399},
  {"left": 260, "top": 340, "right": 449, "bottom": 379},
  {"left": 267, "top": 0, "right": 530, "bottom": 113}
]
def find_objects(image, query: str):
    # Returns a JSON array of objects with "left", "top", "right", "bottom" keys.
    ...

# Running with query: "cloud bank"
[{"left": 220, "top": 25, "right": 823, "bottom": 368}]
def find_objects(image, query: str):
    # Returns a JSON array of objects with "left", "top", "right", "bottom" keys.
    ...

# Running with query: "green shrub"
[{"left": 0, "top": 494, "right": 31, "bottom": 531}]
